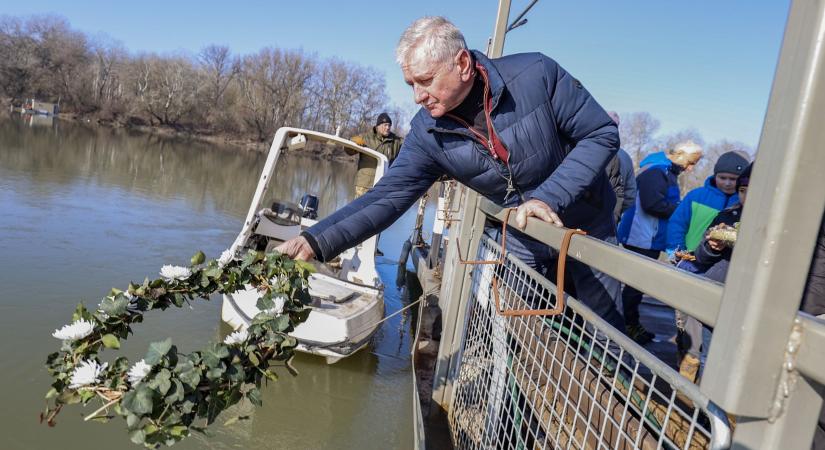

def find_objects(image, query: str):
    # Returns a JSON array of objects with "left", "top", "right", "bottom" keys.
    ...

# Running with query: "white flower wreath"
[{"left": 42, "top": 249, "right": 314, "bottom": 448}]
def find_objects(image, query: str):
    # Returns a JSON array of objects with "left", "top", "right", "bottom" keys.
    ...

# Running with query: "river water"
[{"left": 0, "top": 116, "right": 420, "bottom": 449}]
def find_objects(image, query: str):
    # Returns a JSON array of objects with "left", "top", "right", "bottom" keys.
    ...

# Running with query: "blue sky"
[{"left": 2, "top": 0, "right": 790, "bottom": 148}]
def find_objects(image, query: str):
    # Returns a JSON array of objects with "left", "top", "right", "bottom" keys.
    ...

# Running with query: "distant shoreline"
[{"left": 16, "top": 108, "right": 357, "bottom": 162}]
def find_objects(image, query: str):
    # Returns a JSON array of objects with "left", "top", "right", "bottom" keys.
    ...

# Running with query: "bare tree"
[
  {"left": 618, "top": 111, "right": 661, "bottom": 169},
  {"left": 134, "top": 54, "right": 201, "bottom": 127},
  {"left": 304, "top": 59, "right": 387, "bottom": 136},
  {"left": 237, "top": 48, "right": 314, "bottom": 141},
  {"left": 199, "top": 45, "right": 238, "bottom": 111}
]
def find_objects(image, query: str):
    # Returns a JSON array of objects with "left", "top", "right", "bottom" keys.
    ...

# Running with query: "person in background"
[
  {"left": 617, "top": 140, "right": 703, "bottom": 344},
  {"left": 676, "top": 163, "right": 752, "bottom": 383},
  {"left": 605, "top": 111, "right": 637, "bottom": 225},
  {"left": 349, "top": 112, "right": 404, "bottom": 197},
  {"left": 666, "top": 151, "right": 749, "bottom": 258}
]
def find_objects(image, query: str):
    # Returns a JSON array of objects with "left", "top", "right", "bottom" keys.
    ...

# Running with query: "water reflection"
[
  {"left": 0, "top": 116, "right": 412, "bottom": 450},
  {"left": 0, "top": 114, "right": 356, "bottom": 219}
]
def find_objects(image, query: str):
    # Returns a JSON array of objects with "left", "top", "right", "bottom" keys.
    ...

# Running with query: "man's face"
[
  {"left": 738, "top": 185, "right": 748, "bottom": 205},
  {"left": 715, "top": 173, "right": 739, "bottom": 194},
  {"left": 375, "top": 122, "right": 391, "bottom": 137},
  {"left": 402, "top": 50, "right": 472, "bottom": 118},
  {"left": 672, "top": 151, "right": 703, "bottom": 172}
]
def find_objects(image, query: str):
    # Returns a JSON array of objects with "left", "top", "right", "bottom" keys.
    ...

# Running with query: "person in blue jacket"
[
  {"left": 665, "top": 151, "right": 749, "bottom": 258},
  {"left": 276, "top": 16, "right": 625, "bottom": 330},
  {"left": 616, "top": 141, "right": 703, "bottom": 344}
]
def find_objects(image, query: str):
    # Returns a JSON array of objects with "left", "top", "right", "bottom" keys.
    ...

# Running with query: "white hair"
[
  {"left": 671, "top": 140, "right": 703, "bottom": 155},
  {"left": 395, "top": 16, "right": 468, "bottom": 67}
]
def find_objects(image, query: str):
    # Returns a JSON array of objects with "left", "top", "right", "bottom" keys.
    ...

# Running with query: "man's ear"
[{"left": 457, "top": 49, "right": 473, "bottom": 82}]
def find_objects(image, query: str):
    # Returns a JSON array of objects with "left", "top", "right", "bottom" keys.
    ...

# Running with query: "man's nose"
[{"left": 413, "top": 85, "right": 428, "bottom": 104}]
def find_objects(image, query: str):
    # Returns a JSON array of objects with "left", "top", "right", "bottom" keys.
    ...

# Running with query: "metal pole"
[
  {"left": 488, "top": 0, "right": 512, "bottom": 58},
  {"left": 702, "top": 0, "right": 825, "bottom": 429}
]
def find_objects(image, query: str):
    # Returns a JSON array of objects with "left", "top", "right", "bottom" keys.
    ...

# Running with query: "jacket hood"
[{"left": 639, "top": 151, "right": 671, "bottom": 169}]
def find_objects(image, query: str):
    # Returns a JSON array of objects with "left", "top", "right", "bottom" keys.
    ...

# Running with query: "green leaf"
[
  {"left": 144, "top": 338, "right": 172, "bottom": 365},
  {"left": 129, "top": 429, "right": 146, "bottom": 445},
  {"left": 178, "top": 366, "right": 200, "bottom": 389},
  {"left": 152, "top": 369, "right": 171, "bottom": 395},
  {"left": 247, "top": 352, "right": 260, "bottom": 366},
  {"left": 272, "top": 315, "right": 291, "bottom": 332},
  {"left": 99, "top": 296, "right": 129, "bottom": 317},
  {"left": 255, "top": 293, "right": 274, "bottom": 311},
  {"left": 206, "top": 395, "right": 226, "bottom": 425},
  {"left": 246, "top": 387, "right": 262, "bottom": 407},
  {"left": 126, "top": 413, "right": 140, "bottom": 429},
  {"left": 295, "top": 260, "right": 316, "bottom": 273},
  {"left": 165, "top": 379, "right": 185, "bottom": 405},
  {"left": 101, "top": 334, "right": 120, "bottom": 349},
  {"left": 203, "top": 266, "right": 222, "bottom": 278},
  {"left": 45, "top": 387, "right": 58, "bottom": 399},
  {"left": 122, "top": 385, "right": 154, "bottom": 415},
  {"left": 169, "top": 425, "right": 188, "bottom": 437},
  {"left": 191, "top": 251, "right": 205, "bottom": 266},
  {"left": 241, "top": 250, "right": 259, "bottom": 269},
  {"left": 263, "top": 370, "right": 278, "bottom": 382}
]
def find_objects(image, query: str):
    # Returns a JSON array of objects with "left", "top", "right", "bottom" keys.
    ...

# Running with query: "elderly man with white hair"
[
  {"left": 278, "top": 16, "right": 625, "bottom": 330},
  {"left": 617, "top": 140, "right": 704, "bottom": 344}
]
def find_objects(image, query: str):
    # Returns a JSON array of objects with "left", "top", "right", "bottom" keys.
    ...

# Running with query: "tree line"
[
  {"left": 617, "top": 111, "right": 753, "bottom": 193},
  {"left": 0, "top": 15, "right": 401, "bottom": 143}
]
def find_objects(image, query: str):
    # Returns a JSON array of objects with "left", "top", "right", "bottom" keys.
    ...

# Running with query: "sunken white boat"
[{"left": 221, "top": 127, "right": 387, "bottom": 363}]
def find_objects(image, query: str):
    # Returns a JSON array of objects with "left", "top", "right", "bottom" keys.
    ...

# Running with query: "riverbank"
[{"left": 55, "top": 112, "right": 358, "bottom": 162}]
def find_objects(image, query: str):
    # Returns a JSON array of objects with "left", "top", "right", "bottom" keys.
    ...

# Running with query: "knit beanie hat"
[
  {"left": 376, "top": 112, "right": 392, "bottom": 126},
  {"left": 714, "top": 151, "right": 749, "bottom": 175}
]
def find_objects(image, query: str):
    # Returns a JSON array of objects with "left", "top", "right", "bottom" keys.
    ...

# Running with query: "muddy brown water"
[{"left": 0, "top": 116, "right": 420, "bottom": 449}]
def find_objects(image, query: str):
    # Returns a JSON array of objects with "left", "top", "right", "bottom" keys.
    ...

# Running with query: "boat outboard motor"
[
  {"left": 267, "top": 201, "right": 302, "bottom": 226},
  {"left": 299, "top": 194, "right": 319, "bottom": 220}
]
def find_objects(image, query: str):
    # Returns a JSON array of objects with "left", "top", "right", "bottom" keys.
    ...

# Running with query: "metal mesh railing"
[{"left": 448, "top": 237, "right": 731, "bottom": 450}]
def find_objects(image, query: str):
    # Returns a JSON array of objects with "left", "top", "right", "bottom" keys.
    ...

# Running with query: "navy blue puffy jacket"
[{"left": 305, "top": 51, "right": 619, "bottom": 262}]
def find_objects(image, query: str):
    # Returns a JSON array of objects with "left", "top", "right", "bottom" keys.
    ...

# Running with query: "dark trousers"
[{"left": 621, "top": 244, "right": 661, "bottom": 327}]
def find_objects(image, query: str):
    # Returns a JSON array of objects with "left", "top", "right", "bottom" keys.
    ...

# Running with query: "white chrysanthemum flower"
[
  {"left": 69, "top": 360, "right": 108, "bottom": 389},
  {"left": 127, "top": 359, "right": 152, "bottom": 386},
  {"left": 272, "top": 296, "right": 286, "bottom": 315},
  {"left": 223, "top": 329, "right": 249, "bottom": 346},
  {"left": 124, "top": 291, "right": 135, "bottom": 300},
  {"left": 159, "top": 265, "right": 192, "bottom": 281},
  {"left": 217, "top": 249, "right": 234, "bottom": 268},
  {"left": 52, "top": 319, "right": 95, "bottom": 341}
]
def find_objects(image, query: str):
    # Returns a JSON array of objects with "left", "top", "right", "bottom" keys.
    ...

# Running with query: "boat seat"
[{"left": 254, "top": 208, "right": 301, "bottom": 242}]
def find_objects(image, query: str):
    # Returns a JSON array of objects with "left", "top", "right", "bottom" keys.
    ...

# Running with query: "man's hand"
[
  {"left": 274, "top": 236, "right": 316, "bottom": 261},
  {"left": 515, "top": 199, "right": 563, "bottom": 229}
]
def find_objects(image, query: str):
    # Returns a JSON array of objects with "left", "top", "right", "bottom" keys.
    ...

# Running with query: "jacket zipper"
[{"left": 444, "top": 112, "right": 521, "bottom": 204}]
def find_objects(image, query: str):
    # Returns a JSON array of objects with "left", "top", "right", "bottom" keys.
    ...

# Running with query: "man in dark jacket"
[
  {"left": 350, "top": 112, "right": 404, "bottom": 197},
  {"left": 606, "top": 111, "right": 637, "bottom": 224},
  {"left": 277, "top": 16, "right": 624, "bottom": 329}
]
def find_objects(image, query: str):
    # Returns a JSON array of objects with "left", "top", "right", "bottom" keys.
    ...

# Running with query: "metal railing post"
[
  {"left": 701, "top": 0, "right": 825, "bottom": 436},
  {"left": 430, "top": 189, "right": 482, "bottom": 409}
]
